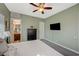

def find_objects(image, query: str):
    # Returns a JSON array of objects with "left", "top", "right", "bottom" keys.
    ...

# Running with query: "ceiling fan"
[{"left": 30, "top": 3, "right": 52, "bottom": 14}]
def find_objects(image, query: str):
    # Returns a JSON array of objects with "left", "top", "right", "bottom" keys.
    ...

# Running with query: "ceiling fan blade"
[
  {"left": 30, "top": 3, "right": 38, "bottom": 7},
  {"left": 42, "top": 11, "right": 44, "bottom": 14},
  {"left": 33, "top": 10, "right": 38, "bottom": 12},
  {"left": 44, "top": 7, "right": 52, "bottom": 9}
]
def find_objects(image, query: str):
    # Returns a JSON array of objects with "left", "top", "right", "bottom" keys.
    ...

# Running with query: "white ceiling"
[{"left": 5, "top": 3, "right": 77, "bottom": 19}]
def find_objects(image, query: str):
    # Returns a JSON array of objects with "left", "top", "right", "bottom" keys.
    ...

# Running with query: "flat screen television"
[{"left": 50, "top": 23, "right": 60, "bottom": 30}]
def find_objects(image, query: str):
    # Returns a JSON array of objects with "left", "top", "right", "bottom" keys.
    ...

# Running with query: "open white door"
[
  {"left": 39, "top": 22, "right": 45, "bottom": 39},
  {"left": 0, "top": 14, "right": 4, "bottom": 38}
]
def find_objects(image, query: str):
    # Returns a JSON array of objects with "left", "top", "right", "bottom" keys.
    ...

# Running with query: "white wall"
[
  {"left": 44, "top": 4, "right": 79, "bottom": 52},
  {"left": 77, "top": 4, "right": 79, "bottom": 52},
  {"left": 10, "top": 12, "right": 43, "bottom": 42},
  {"left": 21, "top": 15, "right": 42, "bottom": 41}
]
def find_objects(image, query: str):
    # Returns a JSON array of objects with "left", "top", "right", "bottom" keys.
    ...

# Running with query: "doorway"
[
  {"left": 39, "top": 22, "right": 45, "bottom": 39},
  {"left": 11, "top": 19, "right": 21, "bottom": 43}
]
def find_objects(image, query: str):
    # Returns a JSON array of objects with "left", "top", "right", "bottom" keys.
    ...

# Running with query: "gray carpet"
[{"left": 40, "top": 39, "right": 79, "bottom": 56}]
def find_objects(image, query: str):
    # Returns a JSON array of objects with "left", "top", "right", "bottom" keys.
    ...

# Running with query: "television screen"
[{"left": 50, "top": 23, "right": 60, "bottom": 30}]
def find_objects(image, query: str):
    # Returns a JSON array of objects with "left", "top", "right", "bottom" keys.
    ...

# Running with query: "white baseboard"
[{"left": 43, "top": 39, "right": 79, "bottom": 54}]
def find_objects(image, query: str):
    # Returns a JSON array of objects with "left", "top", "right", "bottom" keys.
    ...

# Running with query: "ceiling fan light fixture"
[
  {"left": 30, "top": 3, "right": 52, "bottom": 14},
  {"left": 38, "top": 8, "right": 44, "bottom": 12}
]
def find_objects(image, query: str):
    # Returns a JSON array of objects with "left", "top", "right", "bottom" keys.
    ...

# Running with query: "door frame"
[{"left": 39, "top": 22, "right": 45, "bottom": 39}]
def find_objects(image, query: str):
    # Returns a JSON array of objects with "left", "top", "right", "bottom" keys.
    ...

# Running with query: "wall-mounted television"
[{"left": 50, "top": 23, "right": 60, "bottom": 30}]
